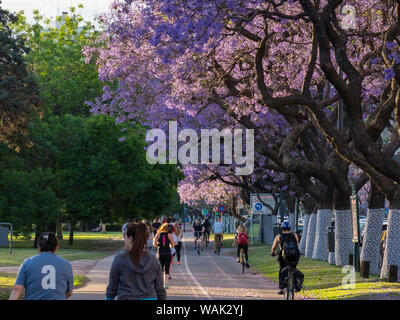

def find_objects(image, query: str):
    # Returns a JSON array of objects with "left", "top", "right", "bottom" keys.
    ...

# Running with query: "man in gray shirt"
[{"left": 9, "top": 232, "right": 74, "bottom": 300}]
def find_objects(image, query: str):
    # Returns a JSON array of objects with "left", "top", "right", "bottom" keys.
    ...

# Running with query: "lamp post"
[
  {"left": 294, "top": 197, "right": 299, "bottom": 233},
  {"left": 351, "top": 182, "right": 361, "bottom": 272}
]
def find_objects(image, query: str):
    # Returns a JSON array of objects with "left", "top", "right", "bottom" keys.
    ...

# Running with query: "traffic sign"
[
  {"left": 218, "top": 205, "right": 225, "bottom": 213},
  {"left": 250, "top": 194, "right": 274, "bottom": 215}
]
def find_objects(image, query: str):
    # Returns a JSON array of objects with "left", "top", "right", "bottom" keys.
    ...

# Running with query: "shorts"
[{"left": 194, "top": 232, "right": 202, "bottom": 238}]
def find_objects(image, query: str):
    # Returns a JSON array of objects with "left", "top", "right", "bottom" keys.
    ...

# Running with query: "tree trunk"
[
  {"left": 33, "top": 224, "right": 41, "bottom": 249},
  {"left": 334, "top": 209, "right": 353, "bottom": 266},
  {"left": 299, "top": 213, "right": 310, "bottom": 255},
  {"left": 361, "top": 182, "right": 385, "bottom": 275},
  {"left": 56, "top": 222, "right": 63, "bottom": 240},
  {"left": 68, "top": 223, "right": 74, "bottom": 246},
  {"left": 312, "top": 209, "right": 333, "bottom": 261},
  {"left": 288, "top": 212, "right": 295, "bottom": 230},
  {"left": 305, "top": 213, "right": 317, "bottom": 258},
  {"left": 380, "top": 208, "right": 400, "bottom": 279}
]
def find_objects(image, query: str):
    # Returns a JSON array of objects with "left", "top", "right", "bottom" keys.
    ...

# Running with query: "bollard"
[
  {"left": 388, "top": 265, "right": 398, "bottom": 283},
  {"left": 348, "top": 253, "right": 354, "bottom": 266},
  {"left": 360, "top": 260, "right": 370, "bottom": 279},
  {"left": 327, "top": 222, "right": 335, "bottom": 253}
]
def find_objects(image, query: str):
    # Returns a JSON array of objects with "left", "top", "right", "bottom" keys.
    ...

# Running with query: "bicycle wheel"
[
  {"left": 197, "top": 240, "right": 201, "bottom": 255},
  {"left": 291, "top": 274, "right": 295, "bottom": 300}
]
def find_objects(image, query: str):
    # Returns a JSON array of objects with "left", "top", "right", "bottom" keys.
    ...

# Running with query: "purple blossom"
[{"left": 385, "top": 68, "right": 396, "bottom": 80}]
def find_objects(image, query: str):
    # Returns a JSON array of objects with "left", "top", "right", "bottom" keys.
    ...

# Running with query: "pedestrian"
[
  {"left": 174, "top": 221, "right": 183, "bottom": 265},
  {"left": 152, "top": 217, "right": 161, "bottom": 237},
  {"left": 168, "top": 224, "right": 176, "bottom": 277},
  {"left": 9, "top": 232, "right": 74, "bottom": 300},
  {"left": 106, "top": 223, "right": 166, "bottom": 300},
  {"left": 153, "top": 223, "right": 176, "bottom": 289},
  {"left": 145, "top": 221, "right": 153, "bottom": 249},
  {"left": 122, "top": 219, "right": 131, "bottom": 238}
]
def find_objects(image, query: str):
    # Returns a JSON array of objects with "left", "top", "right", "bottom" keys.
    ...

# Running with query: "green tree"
[
  {"left": 0, "top": 2, "right": 40, "bottom": 145},
  {"left": 29, "top": 115, "right": 182, "bottom": 244},
  {"left": 12, "top": 6, "right": 103, "bottom": 117},
  {"left": 0, "top": 168, "right": 60, "bottom": 244}
]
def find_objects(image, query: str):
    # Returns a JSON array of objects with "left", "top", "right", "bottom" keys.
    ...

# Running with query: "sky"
[{"left": 1, "top": 0, "right": 115, "bottom": 25}]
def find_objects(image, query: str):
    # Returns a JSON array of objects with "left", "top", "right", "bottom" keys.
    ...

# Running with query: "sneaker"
[
  {"left": 246, "top": 263, "right": 250, "bottom": 268},
  {"left": 164, "top": 284, "right": 169, "bottom": 289},
  {"left": 278, "top": 289, "right": 284, "bottom": 295},
  {"left": 177, "top": 261, "right": 181, "bottom": 265},
  {"left": 236, "top": 258, "right": 240, "bottom": 263},
  {"left": 214, "top": 251, "right": 217, "bottom": 254}
]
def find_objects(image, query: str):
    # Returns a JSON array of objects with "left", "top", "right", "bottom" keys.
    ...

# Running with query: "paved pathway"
[{"left": 70, "top": 231, "right": 280, "bottom": 300}]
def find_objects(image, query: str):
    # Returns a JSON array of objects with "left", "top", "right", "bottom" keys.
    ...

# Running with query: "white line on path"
[{"left": 182, "top": 235, "right": 212, "bottom": 300}]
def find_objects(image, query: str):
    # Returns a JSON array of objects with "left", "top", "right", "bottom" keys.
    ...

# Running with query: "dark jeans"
[
  {"left": 278, "top": 258, "right": 298, "bottom": 289},
  {"left": 237, "top": 244, "right": 248, "bottom": 262},
  {"left": 175, "top": 242, "right": 182, "bottom": 262}
]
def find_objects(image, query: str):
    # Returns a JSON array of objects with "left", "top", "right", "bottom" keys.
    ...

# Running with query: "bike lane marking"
[{"left": 182, "top": 234, "right": 212, "bottom": 300}]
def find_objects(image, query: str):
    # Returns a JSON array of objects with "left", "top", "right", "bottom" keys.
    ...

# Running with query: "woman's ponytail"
[{"left": 126, "top": 222, "right": 148, "bottom": 266}]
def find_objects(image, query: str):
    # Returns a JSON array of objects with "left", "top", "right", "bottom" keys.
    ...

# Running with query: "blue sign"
[
  {"left": 255, "top": 203, "right": 263, "bottom": 211},
  {"left": 218, "top": 205, "right": 225, "bottom": 213}
]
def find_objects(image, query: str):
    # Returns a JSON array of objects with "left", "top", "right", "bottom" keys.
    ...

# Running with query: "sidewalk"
[{"left": 69, "top": 254, "right": 116, "bottom": 300}]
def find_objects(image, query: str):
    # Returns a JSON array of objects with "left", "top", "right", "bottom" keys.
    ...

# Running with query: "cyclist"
[
  {"left": 9, "top": 232, "right": 74, "bottom": 300},
  {"left": 202, "top": 217, "right": 211, "bottom": 245},
  {"left": 270, "top": 221, "right": 300, "bottom": 295},
  {"left": 233, "top": 225, "right": 250, "bottom": 268},
  {"left": 192, "top": 218, "right": 204, "bottom": 251},
  {"left": 212, "top": 217, "right": 224, "bottom": 254}
]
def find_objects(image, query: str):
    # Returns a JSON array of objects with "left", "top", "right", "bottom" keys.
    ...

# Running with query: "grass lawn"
[
  {"left": 0, "top": 232, "right": 123, "bottom": 267},
  {"left": 246, "top": 244, "right": 400, "bottom": 300},
  {"left": 0, "top": 272, "right": 87, "bottom": 300}
]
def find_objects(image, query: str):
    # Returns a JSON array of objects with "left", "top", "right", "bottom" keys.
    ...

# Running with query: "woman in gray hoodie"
[{"left": 106, "top": 222, "right": 166, "bottom": 300}]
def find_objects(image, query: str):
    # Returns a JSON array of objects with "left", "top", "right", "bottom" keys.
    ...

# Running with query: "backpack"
[
  {"left": 280, "top": 233, "right": 299, "bottom": 263},
  {"left": 238, "top": 233, "right": 248, "bottom": 245}
]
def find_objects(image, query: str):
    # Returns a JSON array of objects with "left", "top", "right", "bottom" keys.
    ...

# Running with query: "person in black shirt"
[
  {"left": 202, "top": 218, "right": 211, "bottom": 244},
  {"left": 152, "top": 218, "right": 162, "bottom": 237},
  {"left": 270, "top": 221, "right": 300, "bottom": 294},
  {"left": 192, "top": 218, "right": 204, "bottom": 250}
]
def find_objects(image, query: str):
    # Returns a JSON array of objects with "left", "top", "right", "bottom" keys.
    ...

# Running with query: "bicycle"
[
  {"left": 215, "top": 234, "right": 222, "bottom": 255},
  {"left": 194, "top": 231, "right": 202, "bottom": 255},
  {"left": 283, "top": 264, "right": 296, "bottom": 300},
  {"left": 240, "top": 248, "right": 246, "bottom": 273}
]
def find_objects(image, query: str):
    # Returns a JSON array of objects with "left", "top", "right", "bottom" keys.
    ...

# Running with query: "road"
[{"left": 70, "top": 231, "right": 280, "bottom": 300}]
